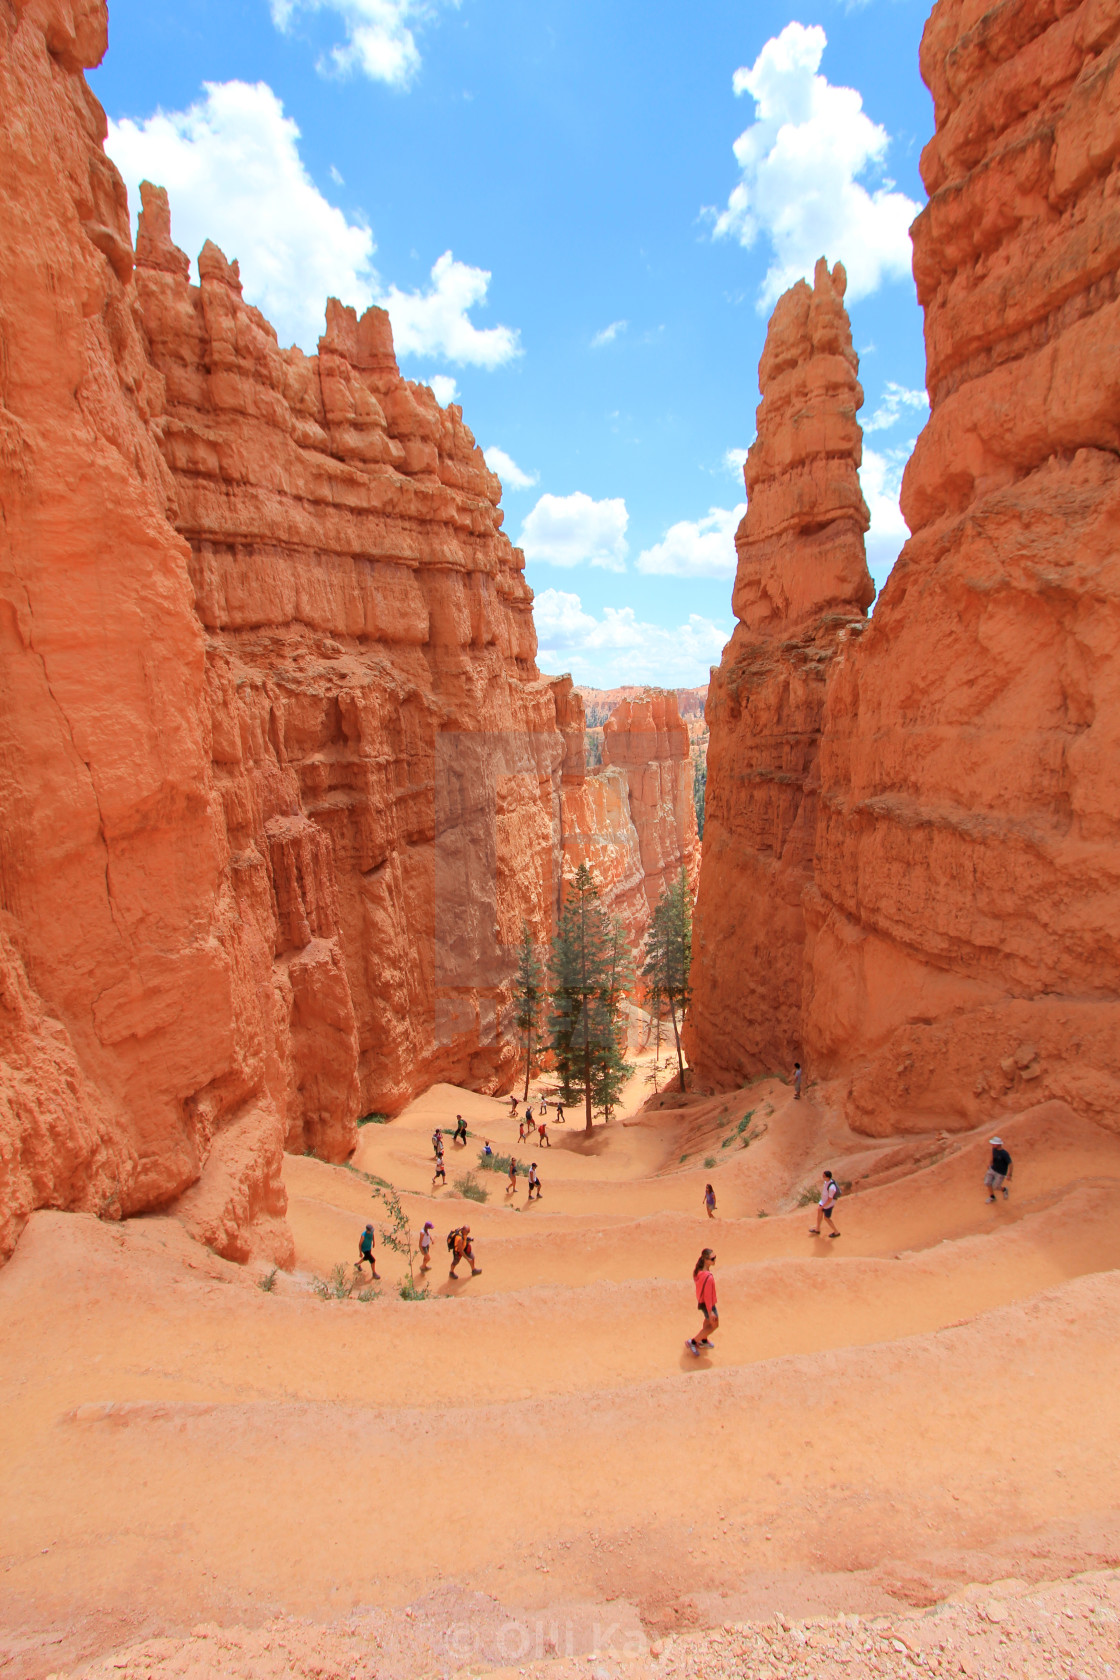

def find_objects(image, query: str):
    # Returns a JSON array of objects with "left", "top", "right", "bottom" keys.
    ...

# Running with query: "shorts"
[
  {"left": 819, "top": 1205, "right": 834, "bottom": 1220},
  {"left": 699, "top": 1304, "right": 718, "bottom": 1320},
  {"left": 983, "top": 1169, "right": 1006, "bottom": 1189}
]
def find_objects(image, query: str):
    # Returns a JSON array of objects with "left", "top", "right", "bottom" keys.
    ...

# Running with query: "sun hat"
[
  {"left": 989, "top": 1136, "right": 1003, "bottom": 1145},
  {"left": 423, "top": 1221, "right": 433, "bottom": 1230}
]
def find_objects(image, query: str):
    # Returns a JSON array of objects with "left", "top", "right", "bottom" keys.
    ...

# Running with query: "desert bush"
[
  {"left": 477, "top": 1149, "right": 521, "bottom": 1177},
  {"left": 357, "top": 1112, "right": 389, "bottom": 1126},
  {"left": 399, "top": 1276, "right": 430, "bottom": 1301},
  {"left": 257, "top": 1268, "right": 278, "bottom": 1293},
  {"left": 704, "top": 1155, "right": 717, "bottom": 1169},
  {"left": 312, "top": 1263, "right": 354, "bottom": 1300},
  {"left": 455, "top": 1171, "right": 488, "bottom": 1203}
]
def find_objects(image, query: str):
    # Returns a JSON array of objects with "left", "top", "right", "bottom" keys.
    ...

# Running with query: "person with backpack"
[
  {"left": 704, "top": 1182, "right": 716, "bottom": 1219},
  {"left": 482, "top": 1139, "right": 493, "bottom": 1159},
  {"left": 448, "top": 1225, "right": 481, "bottom": 1277},
  {"left": 687, "top": 1249, "right": 718, "bottom": 1355},
  {"left": 537, "top": 1118, "right": 550, "bottom": 1148},
  {"left": 808, "top": 1170, "right": 841, "bottom": 1237},
  {"left": 453, "top": 1114, "right": 468, "bottom": 1147},
  {"left": 985, "top": 1137, "right": 1013, "bottom": 1202},
  {"left": 355, "top": 1223, "right": 379, "bottom": 1281},
  {"left": 527, "top": 1162, "right": 542, "bottom": 1202},
  {"left": 418, "top": 1220, "right": 434, "bottom": 1274},
  {"left": 431, "top": 1127, "right": 443, "bottom": 1159}
]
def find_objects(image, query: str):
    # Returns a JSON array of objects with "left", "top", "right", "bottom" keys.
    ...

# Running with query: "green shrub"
[
  {"left": 356, "top": 1285, "right": 381, "bottom": 1303},
  {"left": 455, "top": 1171, "right": 488, "bottom": 1203},
  {"left": 357, "top": 1112, "right": 389, "bottom": 1126},
  {"left": 399, "top": 1276, "right": 430, "bottom": 1301},
  {"left": 477, "top": 1149, "right": 521, "bottom": 1177},
  {"left": 312, "top": 1262, "right": 354, "bottom": 1300},
  {"left": 343, "top": 1162, "right": 391, "bottom": 1189},
  {"left": 737, "top": 1110, "right": 755, "bottom": 1134},
  {"left": 257, "top": 1268, "right": 278, "bottom": 1293},
  {"left": 704, "top": 1156, "right": 717, "bottom": 1169},
  {"left": 796, "top": 1186, "right": 819, "bottom": 1208}
]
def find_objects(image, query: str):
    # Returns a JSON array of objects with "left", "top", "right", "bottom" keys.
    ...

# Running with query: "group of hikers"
[{"left": 355, "top": 1075, "right": 1018, "bottom": 1354}]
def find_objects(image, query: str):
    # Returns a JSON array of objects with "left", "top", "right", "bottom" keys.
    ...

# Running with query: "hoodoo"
[
  {"left": 691, "top": 0, "right": 1120, "bottom": 1135},
  {"left": 685, "top": 258, "right": 874, "bottom": 1084}
]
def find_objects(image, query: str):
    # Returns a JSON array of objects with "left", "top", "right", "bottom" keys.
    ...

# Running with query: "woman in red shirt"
[{"left": 688, "top": 1248, "right": 718, "bottom": 1356}]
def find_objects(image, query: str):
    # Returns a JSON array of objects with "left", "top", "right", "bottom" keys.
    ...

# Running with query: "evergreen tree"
[
  {"left": 547, "top": 864, "right": 634, "bottom": 1129},
  {"left": 693, "top": 758, "right": 707, "bottom": 839},
  {"left": 641, "top": 867, "right": 693, "bottom": 1092},
  {"left": 512, "top": 922, "right": 545, "bottom": 1100}
]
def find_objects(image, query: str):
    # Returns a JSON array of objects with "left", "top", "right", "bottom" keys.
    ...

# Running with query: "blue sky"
[{"left": 93, "top": 0, "right": 931, "bottom": 688}]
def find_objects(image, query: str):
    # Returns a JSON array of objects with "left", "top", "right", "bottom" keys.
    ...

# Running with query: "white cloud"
[
  {"left": 591, "top": 319, "right": 628, "bottom": 348},
  {"left": 863, "top": 380, "right": 928, "bottom": 433},
  {"left": 519, "top": 492, "right": 629, "bottom": 573},
  {"left": 723, "top": 446, "right": 749, "bottom": 478},
  {"left": 381, "top": 251, "right": 520, "bottom": 368},
  {"left": 108, "top": 80, "right": 377, "bottom": 352},
  {"left": 483, "top": 446, "right": 538, "bottom": 491},
  {"left": 427, "top": 374, "right": 458, "bottom": 405},
  {"left": 712, "top": 22, "right": 920, "bottom": 307},
  {"left": 861, "top": 443, "right": 913, "bottom": 593},
  {"left": 271, "top": 0, "right": 452, "bottom": 88},
  {"left": 534, "top": 590, "right": 730, "bottom": 687},
  {"left": 108, "top": 82, "right": 520, "bottom": 365},
  {"left": 636, "top": 504, "right": 745, "bottom": 579}
]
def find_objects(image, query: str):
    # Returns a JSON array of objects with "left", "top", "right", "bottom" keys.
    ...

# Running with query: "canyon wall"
[
  {"left": 691, "top": 0, "right": 1120, "bottom": 1133},
  {"left": 562, "top": 690, "right": 700, "bottom": 955},
  {"left": 0, "top": 0, "right": 571, "bottom": 1262},
  {"left": 805, "top": 0, "right": 1120, "bottom": 1131},
  {"left": 686, "top": 260, "right": 873, "bottom": 1084}
]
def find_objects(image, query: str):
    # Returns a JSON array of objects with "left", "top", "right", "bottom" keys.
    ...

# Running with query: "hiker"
[
  {"left": 518, "top": 1117, "right": 528, "bottom": 1143},
  {"left": 432, "top": 1153, "right": 447, "bottom": 1189},
  {"left": 527, "top": 1162, "right": 542, "bottom": 1201},
  {"left": 418, "top": 1220, "right": 434, "bottom": 1273},
  {"left": 448, "top": 1224, "right": 481, "bottom": 1278},
  {"left": 539, "top": 1093, "right": 547, "bottom": 1116},
  {"left": 809, "top": 1170, "right": 841, "bottom": 1237},
  {"left": 506, "top": 1157, "right": 518, "bottom": 1196},
  {"left": 509, "top": 1093, "right": 519, "bottom": 1116},
  {"left": 355, "top": 1222, "right": 379, "bottom": 1281},
  {"left": 482, "top": 1139, "right": 493, "bottom": 1158},
  {"left": 537, "top": 1119, "right": 550, "bottom": 1147},
  {"left": 985, "top": 1137, "right": 1013, "bottom": 1202},
  {"left": 525, "top": 1105, "right": 534, "bottom": 1135},
  {"left": 793, "top": 1061, "right": 802, "bottom": 1101},
  {"left": 453, "top": 1113, "right": 468, "bottom": 1147},
  {"left": 555, "top": 1103, "right": 565, "bottom": 1125},
  {"left": 432, "top": 1127, "right": 443, "bottom": 1159},
  {"left": 704, "top": 1182, "right": 716, "bottom": 1219},
  {"left": 687, "top": 1248, "right": 718, "bottom": 1355}
]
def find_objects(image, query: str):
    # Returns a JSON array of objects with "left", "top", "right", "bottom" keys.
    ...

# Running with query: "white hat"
[{"left": 989, "top": 1136, "right": 1003, "bottom": 1146}]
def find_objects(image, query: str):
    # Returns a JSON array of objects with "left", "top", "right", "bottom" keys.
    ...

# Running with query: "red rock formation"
[
  {"left": 686, "top": 260, "right": 873, "bottom": 1083},
  {"left": 801, "top": 0, "right": 1120, "bottom": 1131},
  {"left": 0, "top": 0, "right": 569, "bottom": 1261},
  {"left": 602, "top": 692, "right": 700, "bottom": 910}
]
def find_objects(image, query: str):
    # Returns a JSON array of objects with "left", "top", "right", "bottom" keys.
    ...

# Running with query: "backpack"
[{"left": 447, "top": 1227, "right": 463, "bottom": 1253}]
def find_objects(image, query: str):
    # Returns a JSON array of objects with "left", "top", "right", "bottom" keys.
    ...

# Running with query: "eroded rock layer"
[
  {"left": 804, "top": 0, "right": 1120, "bottom": 1131},
  {"left": 0, "top": 0, "right": 569, "bottom": 1261},
  {"left": 686, "top": 261, "right": 873, "bottom": 1083}
]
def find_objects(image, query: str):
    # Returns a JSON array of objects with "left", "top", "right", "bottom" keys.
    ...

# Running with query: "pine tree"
[
  {"left": 641, "top": 867, "right": 693, "bottom": 1092},
  {"left": 547, "top": 864, "right": 634, "bottom": 1130},
  {"left": 512, "top": 922, "right": 544, "bottom": 1101}
]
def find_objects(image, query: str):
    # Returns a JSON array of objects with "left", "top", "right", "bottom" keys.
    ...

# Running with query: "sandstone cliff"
[
  {"left": 686, "top": 260, "right": 873, "bottom": 1084},
  {"left": 691, "top": 0, "right": 1120, "bottom": 1133},
  {"left": 804, "top": 0, "right": 1120, "bottom": 1131},
  {"left": 0, "top": 0, "right": 569, "bottom": 1262}
]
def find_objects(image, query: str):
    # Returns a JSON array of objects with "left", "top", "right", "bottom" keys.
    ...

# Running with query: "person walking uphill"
[
  {"left": 448, "top": 1225, "right": 481, "bottom": 1278},
  {"left": 453, "top": 1113, "right": 468, "bottom": 1147},
  {"left": 985, "top": 1137, "right": 1013, "bottom": 1201},
  {"left": 355, "top": 1223, "right": 379, "bottom": 1281},
  {"left": 687, "top": 1249, "right": 718, "bottom": 1355},
  {"left": 809, "top": 1170, "right": 841, "bottom": 1237},
  {"left": 793, "top": 1061, "right": 803, "bottom": 1101}
]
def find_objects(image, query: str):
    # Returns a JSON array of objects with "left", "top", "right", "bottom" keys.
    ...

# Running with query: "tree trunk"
[
  {"left": 583, "top": 993, "right": 593, "bottom": 1130},
  {"left": 523, "top": 1020, "right": 531, "bottom": 1101},
  {"left": 669, "top": 994, "right": 685, "bottom": 1091}
]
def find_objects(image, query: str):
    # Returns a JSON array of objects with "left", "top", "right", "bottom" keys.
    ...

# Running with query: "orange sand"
[{"left": 2, "top": 1069, "right": 1120, "bottom": 1678}]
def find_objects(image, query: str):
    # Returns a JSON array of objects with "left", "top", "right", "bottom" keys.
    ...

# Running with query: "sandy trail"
[{"left": 2, "top": 1075, "right": 1119, "bottom": 1679}]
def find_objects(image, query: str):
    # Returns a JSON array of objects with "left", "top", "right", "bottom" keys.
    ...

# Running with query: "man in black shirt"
[{"left": 984, "top": 1137, "right": 1013, "bottom": 1202}]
